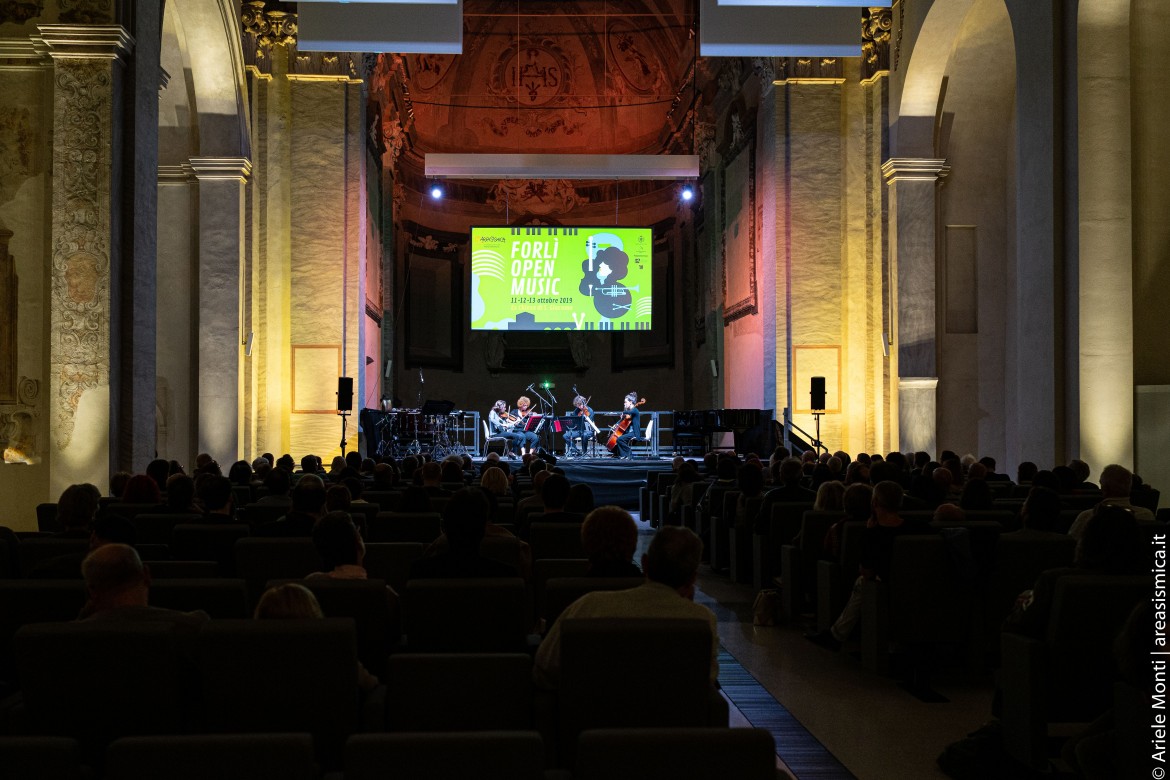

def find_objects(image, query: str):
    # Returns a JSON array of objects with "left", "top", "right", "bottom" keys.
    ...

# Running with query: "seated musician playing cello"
[
  {"left": 611, "top": 391, "right": 642, "bottom": 460},
  {"left": 562, "top": 395, "right": 594, "bottom": 457}
]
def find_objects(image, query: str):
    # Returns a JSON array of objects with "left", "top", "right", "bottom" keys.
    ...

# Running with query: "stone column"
[
  {"left": 1078, "top": 1, "right": 1134, "bottom": 469},
  {"left": 191, "top": 157, "right": 251, "bottom": 465},
  {"left": 1003, "top": 0, "right": 1064, "bottom": 470},
  {"left": 883, "top": 157, "right": 948, "bottom": 456},
  {"left": 41, "top": 25, "right": 133, "bottom": 497}
]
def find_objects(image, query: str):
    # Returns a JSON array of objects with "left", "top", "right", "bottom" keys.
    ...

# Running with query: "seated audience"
[
  {"left": 55, "top": 483, "right": 102, "bottom": 537},
  {"left": 409, "top": 489, "right": 520, "bottom": 579},
  {"left": 254, "top": 582, "right": 379, "bottom": 692},
  {"left": 566, "top": 483, "right": 595, "bottom": 515},
  {"left": 1004, "top": 486, "right": 1065, "bottom": 538},
  {"left": 196, "top": 474, "right": 235, "bottom": 520},
  {"left": 538, "top": 474, "right": 584, "bottom": 524},
  {"left": 257, "top": 474, "right": 327, "bottom": 536},
  {"left": 78, "top": 544, "right": 208, "bottom": 629},
  {"left": 581, "top": 506, "right": 642, "bottom": 577},
  {"left": 534, "top": 526, "right": 717, "bottom": 689},
  {"left": 1068, "top": 464, "right": 1156, "bottom": 537}
]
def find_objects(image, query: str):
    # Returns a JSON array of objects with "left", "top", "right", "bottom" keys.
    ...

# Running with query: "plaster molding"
[
  {"left": 898, "top": 376, "right": 939, "bottom": 390},
  {"left": 37, "top": 24, "right": 133, "bottom": 59},
  {"left": 189, "top": 157, "right": 252, "bottom": 181},
  {"left": 882, "top": 158, "right": 950, "bottom": 183},
  {"left": 157, "top": 164, "right": 194, "bottom": 182}
]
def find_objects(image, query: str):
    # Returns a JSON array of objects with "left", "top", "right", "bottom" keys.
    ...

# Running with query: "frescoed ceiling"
[{"left": 372, "top": 0, "right": 699, "bottom": 181}]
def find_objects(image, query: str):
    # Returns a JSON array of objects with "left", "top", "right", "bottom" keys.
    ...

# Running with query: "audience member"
[
  {"left": 55, "top": 483, "right": 101, "bottom": 536},
  {"left": 534, "top": 526, "right": 717, "bottom": 689},
  {"left": 257, "top": 474, "right": 327, "bottom": 536},
  {"left": 78, "top": 544, "right": 208, "bottom": 629},
  {"left": 1068, "top": 464, "right": 1156, "bottom": 537},
  {"left": 409, "top": 489, "right": 520, "bottom": 579},
  {"left": 254, "top": 582, "right": 379, "bottom": 692},
  {"left": 580, "top": 506, "right": 641, "bottom": 577}
]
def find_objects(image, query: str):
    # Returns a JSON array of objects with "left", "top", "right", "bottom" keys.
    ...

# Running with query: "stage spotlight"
[
  {"left": 680, "top": 186, "right": 694, "bottom": 202},
  {"left": 430, "top": 183, "right": 444, "bottom": 199}
]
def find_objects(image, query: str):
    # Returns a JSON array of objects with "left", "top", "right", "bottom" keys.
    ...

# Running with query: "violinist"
[
  {"left": 488, "top": 400, "right": 524, "bottom": 459},
  {"left": 563, "top": 395, "right": 594, "bottom": 457},
  {"left": 513, "top": 396, "right": 540, "bottom": 456},
  {"left": 612, "top": 392, "right": 642, "bottom": 460}
]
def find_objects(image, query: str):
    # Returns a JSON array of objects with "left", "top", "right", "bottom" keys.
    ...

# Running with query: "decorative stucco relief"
[
  {"left": 487, "top": 179, "right": 587, "bottom": 216},
  {"left": 0, "top": 0, "right": 43, "bottom": 27},
  {"left": 50, "top": 59, "right": 112, "bottom": 449}
]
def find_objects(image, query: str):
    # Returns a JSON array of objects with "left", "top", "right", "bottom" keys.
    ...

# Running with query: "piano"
[{"left": 671, "top": 409, "right": 774, "bottom": 456}]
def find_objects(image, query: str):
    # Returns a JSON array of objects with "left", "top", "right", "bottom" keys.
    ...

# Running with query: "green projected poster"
[{"left": 470, "top": 226, "right": 653, "bottom": 331}]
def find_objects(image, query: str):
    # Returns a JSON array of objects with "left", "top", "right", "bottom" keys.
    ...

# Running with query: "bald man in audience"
[
  {"left": 1068, "top": 463, "right": 1156, "bottom": 538},
  {"left": 534, "top": 526, "right": 717, "bottom": 689},
  {"left": 79, "top": 544, "right": 208, "bottom": 629}
]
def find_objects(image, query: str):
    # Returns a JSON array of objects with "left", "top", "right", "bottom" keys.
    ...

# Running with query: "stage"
[{"left": 475, "top": 455, "right": 676, "bottom": 509}]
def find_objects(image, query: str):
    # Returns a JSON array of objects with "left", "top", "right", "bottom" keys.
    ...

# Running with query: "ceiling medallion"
[{"left": 490, "top": 37, "right": 574, "bottom": 107}]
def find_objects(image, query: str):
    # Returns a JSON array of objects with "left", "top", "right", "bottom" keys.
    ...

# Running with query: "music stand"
[
  {"left": 522, "top": 413, "right": 545, "bottom": 434},
  {"left": 558, "top": 416, "right": 586, "bottom": 457},
  {"left": 419, "top": 400, "right": 456, "bottom": 416}
]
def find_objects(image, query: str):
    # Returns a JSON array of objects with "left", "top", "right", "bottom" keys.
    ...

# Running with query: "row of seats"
[
  {"left": 2, "top": 619, "right": 734, "bottom": 771},
  {"left": 0, "top": 727, "right": 783, "bottom": 780},
  {"left": 1, "top": 520, "right": 586, "bottom": 579}
]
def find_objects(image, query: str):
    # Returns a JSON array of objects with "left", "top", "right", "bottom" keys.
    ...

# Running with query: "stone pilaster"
[
  {"left": 41, "top": 24, "right": 132, "bottom": 496},
  {"left": 1078, "top": 0, "right": 1134, "bottom": 469},
  {"left": 883, "top": 157, "right": 948, "bottom": 455},
  {"left": 191, "top": 157, "right": 251, "bottom": 465}
]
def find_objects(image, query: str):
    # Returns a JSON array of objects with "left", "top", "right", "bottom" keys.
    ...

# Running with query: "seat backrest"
[
  {"left": 529, "top": 522, "right": 584, "bottom": 560},
  {"left": 404, "top": 578, "right": 529, "bottom": 651},
  {"left": 0, "top": 736, "right": 85, "bottom": 780},
  {"left": 18, "top": 538, "right": 90, "bottom": 577},
  {"left": 142, "top": 560, "right": 220, "bottom": 579},
  {"left": 574, "top": 727, "right": 778, "bottom": 780},
  {"left": 988, "top": 535, "right": 1076, "bottom": 620},
  {"left": 170, "top": 524, "right": 250, "bottom": 575},
  {"left": 0, "top": 580, "right": 88, "bottom": 678},
  {"left": 542, "top": 577, "right": 643, "bottom": 626},
  {"left": 196, "top": 619, "right": 359, "bottom": 755},
  {"left": 557, "top": 618, "right": 718, "bottom": 757},
  {"left": 367, "top": 512, "right": 442, "bottom": 544},
  {"left": 133, "top": 513, "right": 201, "bottom": 545},
  {"left": 362, "top": 542, "right": 424, "bottom": 596},
  {"left": 16, "top": 622, "right": 197, "bottom": 752},
  {"left": 148, "top": 578, "right": 249, "bottom": 618},
  {"left": 345, "top": 732, "right": 546, "bottom": 780},
  {"left": 1042, "top": 575, "right": 1152, "bottom": 715},
  {"left": 385, "top": 653, "right": 534, "bottom": 731},
  {"left": 234, "top": 537, "right": 323, "bottom": 605},
  {"left": 105, "top": 733, "right": 316, "bottom": 780},
  {"left": 886, "top": 535, "right": 974, "bottom": 641},
  {"left": 479, "top": 535, "right": 524, "bottom": 570},
  {"left": 767, "top": 502, "right": 812, "bottom": 544},
  {"left": 270, "top": 578, "right": 398, "bottom": 678},
  {"left": 35, "top": 504, "right": 60, "bottom": 534},
  {"left": 798, "top": 510, "right": 843, "bottom": 558}
]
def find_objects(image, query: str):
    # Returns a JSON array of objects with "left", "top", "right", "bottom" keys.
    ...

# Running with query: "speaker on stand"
[
  {"left": 809, "top": 376, "right": 826, "bottom": 454},
  {"left": 337, "top": 377, "right": 353, "bottom": 456}
]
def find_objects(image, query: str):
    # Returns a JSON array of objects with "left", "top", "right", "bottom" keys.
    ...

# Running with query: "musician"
[
  {"left": 562, "top": 395, "right": 594, "bottom": 457},
  {"left": 513, "top": 396, "right": 540, "bottom": 455},
  {"left": 613, "top": 391, "right": 642, "bottom": 460},
  {"left": 488, "top": 400, "right": 524, "bottom": 458}
]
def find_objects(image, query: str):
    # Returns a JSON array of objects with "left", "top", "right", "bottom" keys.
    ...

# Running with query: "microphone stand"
[{"left": 527, "top": 384, "right": 556, "bottom": 453}]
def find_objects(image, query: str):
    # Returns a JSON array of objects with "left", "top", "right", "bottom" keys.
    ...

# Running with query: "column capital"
[
  {"left": 898, "top": 376, "right": 939, "bottom": 390},
  {"left": 190, "top": 157, "right": 252, "bottom": 181},
  {"left": 36, "top": 24, "right": 134, "bottom": 59},
  {"left": 882, "top": 158, "right": 950, "bottom": 184}
]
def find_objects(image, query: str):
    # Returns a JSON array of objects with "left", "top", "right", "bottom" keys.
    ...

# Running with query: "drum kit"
[{"left": 372, "top": 406, "right": 467, "bottom": 459}]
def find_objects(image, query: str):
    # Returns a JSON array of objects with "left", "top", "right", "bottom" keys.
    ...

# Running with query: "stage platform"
[{"left": 474, "top": 455, "right": 675, "bottom": 509}]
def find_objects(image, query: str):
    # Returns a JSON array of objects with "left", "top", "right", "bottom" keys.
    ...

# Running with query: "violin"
[{"left": 606, "top": 398, "right": 646, "bottom": 451}]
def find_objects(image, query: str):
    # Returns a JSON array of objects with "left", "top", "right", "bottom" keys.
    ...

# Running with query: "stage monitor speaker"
[
  {"left": 810, "top": 376, "right": 826, "bottom": 411},
  {"left": 337, "top": 377, "right": 353, "bottom": 411}
]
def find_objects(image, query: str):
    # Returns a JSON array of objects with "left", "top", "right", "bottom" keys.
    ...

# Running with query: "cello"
[{"left": 606, "top": 398, "right": 646, "bottom": 451}]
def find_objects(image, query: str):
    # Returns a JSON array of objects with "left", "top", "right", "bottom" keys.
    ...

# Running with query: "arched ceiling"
[{"left": 374, "top": 0, "right": 698, "bottom": 172}]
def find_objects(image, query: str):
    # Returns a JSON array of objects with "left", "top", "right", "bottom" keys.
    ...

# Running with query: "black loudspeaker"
[
  {"left": 337, "top": 377, "right": 353, "bottom": 411},
  {"left": 810, "top": 376, "right": 826, "bottom": 411}
]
